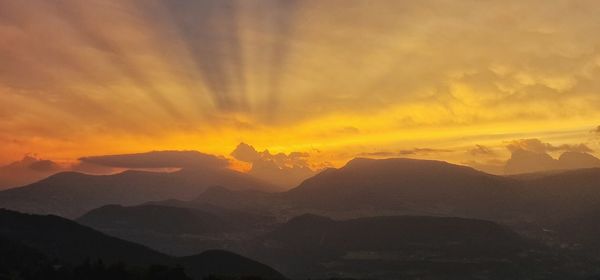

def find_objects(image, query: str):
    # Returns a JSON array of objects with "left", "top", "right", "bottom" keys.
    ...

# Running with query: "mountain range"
[
  {"left": 3, "top": 156, "right": 600, "bottom": 278},
  {"left": 0, "top": 167, "right": 277, "bottom": 218}
]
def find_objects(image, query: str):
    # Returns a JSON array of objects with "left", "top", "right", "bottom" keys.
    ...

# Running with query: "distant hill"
[
  {"left": 78, "top": 204, "right": 233, "bottom": 235},
  {"left": 0, "top": 209, "right": 286, "bottom": 280},
  {"left": 248, "top": 214, "right": 577, "bottom": 279},
  {"left": 0, "top": 167, "right": 277, "bottom": 218},
  {"left": 77, "top": 204, "right": 276, "bottom": 256},
  {"left": 512, "top": 168, "right": 600, "bottom": 221}
]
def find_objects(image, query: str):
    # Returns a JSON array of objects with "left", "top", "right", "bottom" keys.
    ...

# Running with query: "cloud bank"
[
  {"left": 231, "top": 143, "right": 317, "bottom": 188},
  {"left": 504, "top": 139, "right": 599, "bottom": 174},
  {"left": 79, "top": 151, "right": 229, "bottom": 170}
]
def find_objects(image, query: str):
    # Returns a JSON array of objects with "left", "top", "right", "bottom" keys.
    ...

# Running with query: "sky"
[{"left": 1, "top": 0, "right": 600, "bottom": 181}]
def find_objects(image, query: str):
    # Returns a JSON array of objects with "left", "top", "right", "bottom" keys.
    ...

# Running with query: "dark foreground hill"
[
  {"left": 0, "top": 209, "right": 285, "bottom": 280},
  {"left": 0, "top": 166, "right": 277, "bottom": 218},
  {"left": 247, "top": 214, "right": 592, "bottom": 280}
]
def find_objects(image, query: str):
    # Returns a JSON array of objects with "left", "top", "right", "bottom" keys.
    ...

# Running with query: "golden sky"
[{"left": 1, "top": 0, "right": 600, "bottom": 173}]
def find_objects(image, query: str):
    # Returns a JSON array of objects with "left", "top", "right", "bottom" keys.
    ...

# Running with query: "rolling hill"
[
  {"left": 0, "top": 209, "right": 286, "bottom": 280},
  {"left": 77, "top": 204, "right": 276, "bottom": 256}
]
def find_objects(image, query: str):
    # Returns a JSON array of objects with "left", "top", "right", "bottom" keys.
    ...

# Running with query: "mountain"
[
  {"left": 155, "top": 158, "right": 600, "bottom": 235},
  {"left": 0, "top": 209, "right": 286, "bottom": 279},
  {"left": 284, "top": 158, "right": 521, "bottom": 219},
  {"left": 248, "top": 214, "right": 579, "bottom": 279},
  {"left": 0, "top": 155, "right": 63, "bottom": 190},
  {"left": 0, "top": 167, "right": 277, "bottom": 218},
  {"left": 78, "top": 204, "right": 276, "bottom": 256}
]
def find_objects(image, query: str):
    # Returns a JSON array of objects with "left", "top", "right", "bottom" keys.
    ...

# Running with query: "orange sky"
[{"left": 1, "top": 0, "right": 600, "bottom": 173}]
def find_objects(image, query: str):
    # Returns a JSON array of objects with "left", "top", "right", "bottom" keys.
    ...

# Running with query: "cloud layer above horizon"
[{"left": 1, "top": 0, "right": 600, "bottom": 168}]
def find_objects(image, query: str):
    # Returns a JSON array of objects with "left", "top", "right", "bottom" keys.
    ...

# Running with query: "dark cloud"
[
  {"left": 504, "top": 139, "right": 600, "bottom": 174},
  {"left": 79, "top": 151, "right": 229, "bottom": 170},
  {"left": 505, "top": 148, "right": 559, "bottom": 175},
  {"left": 595, "top": 125, "right": 600, "bottom": 134},
  {"left": 468, "top": 145, "right": 496, "bottom": 157},
  {"left": 231, "top": 143, "right": 316, "bottom": 188},
  {"left": 28, "top": 159, "right": 61, "bottom": 172},
  {"left": 507, "top": 139, "right": 593, "bottom": 154}
]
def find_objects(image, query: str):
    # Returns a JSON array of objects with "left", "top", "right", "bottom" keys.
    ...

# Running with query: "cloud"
[
  {"left": 231, "top": 143, "right": 317, "bottom": 188},
  {"left": 596, "top": 125, "right": 600, "bottom": 134},
  {"left": 505, "top": 148, "right": 559, "bottom": 175},
  {"left": 79, "top": 151, "right": 229, "bottom": 170},
  {"left": 468, "top": 145, "right": 496, "bottom": 157},
  {"left": 504, "top": 139, "right": 599, "bottom": 174},
  {"left": 506, "top": 139, "right": 593, "bottom": 154}
]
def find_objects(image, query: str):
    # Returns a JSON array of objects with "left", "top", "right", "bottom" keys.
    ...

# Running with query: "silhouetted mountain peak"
[{"left": 285, "top": 157, "right": 514, "bottom": 216}]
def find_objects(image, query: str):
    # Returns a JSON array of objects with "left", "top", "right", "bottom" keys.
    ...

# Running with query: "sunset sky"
[{"left": 1, "top": 0, "right": 600, "bottom": 175}]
